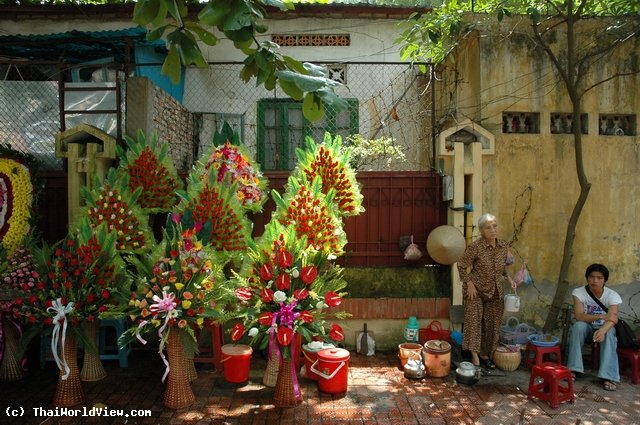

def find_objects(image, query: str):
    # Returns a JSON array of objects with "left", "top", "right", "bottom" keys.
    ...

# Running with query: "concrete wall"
[{"left": 437, "top": 16, "right": 640, "bottom": 329}]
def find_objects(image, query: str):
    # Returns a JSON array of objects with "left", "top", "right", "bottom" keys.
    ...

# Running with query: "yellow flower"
[
  {"left": 0, "top": 159, "right": 33, "bottom": 255},
  {"left": 174, "top": 283, "right": 184, "bottom": 291},
  {"left": 182, "top": 300, "right": 192, "bottom": 309},
  {"left": 196, "top": 317, "right": 204, "bottom": 326}
]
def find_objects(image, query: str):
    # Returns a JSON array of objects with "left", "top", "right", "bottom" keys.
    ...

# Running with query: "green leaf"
[
  {"left": 161, "top": 45, "right": 182, "bottom": 84},
  {"left": 302, "top": 62, "right": 328, "bottom": 77},
  {"left": 151, "top": 0, "right": 169, "bottom": 28},
  {"left": 147, "top": 25, "right": 169, "bottom": 42},
  {"left": 185, "top": 23, "right": 218, "bottom": 46},
  {"left": 302, "top": 92, "right": 324, "bottom": 122},
  {"left": 275, "top": 70, "right": 326, "bottom": 92},
  {"left": 239, "top": 61, "right": 258, "bottom": 82},
  {"left": 282, "top": 55, "right": 306, "bottom": 74},
  {"left": 278, "top": 78, "right": 304, "bottom": 100},
  {"left": 226, "top": 27, "right": 254, "bottom": 43},
  {"left": 198, "top": 2, "right": 231, "bottom": 27},
  {"left": 315, "top": 87, "right": 348, "bottom": 112},
  {"left": 222, "top": 4, "right": 253, "bottom": 32},
  {"left": 133, "top": 0, "right": 161, "bottom": 26},
  {"left": 162, "top": 0, "right": 183, "bottom": 22}
]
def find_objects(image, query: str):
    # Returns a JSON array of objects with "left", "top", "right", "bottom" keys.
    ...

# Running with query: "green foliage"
[
  {"left": 344, "top": 133, "right": 406, "bottom": 170},
  {"left": 396, "top": 0, "right": 640, "bottom": 65},
  {"left": 131, "top": 0, "right": 344, "bottom": 121}
]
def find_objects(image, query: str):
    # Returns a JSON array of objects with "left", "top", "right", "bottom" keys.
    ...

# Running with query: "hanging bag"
[
  {"left": 584, "top": 285, "right": 638, "bottom": 349},
  {"left": 404, "top": 235, "right": 423, "bottom": 261}
]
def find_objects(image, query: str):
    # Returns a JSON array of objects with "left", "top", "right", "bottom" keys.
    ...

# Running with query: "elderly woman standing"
[{"left": 457, "top": 213, "right": 515, "bottom": 369}]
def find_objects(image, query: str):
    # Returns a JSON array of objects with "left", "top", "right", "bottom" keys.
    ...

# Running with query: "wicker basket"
[
  {"left": 164, "top": 329, "right": 196, "bottom": 409},
  {"left": 80, "top": 320, "right": 107, "bottom": 382},
  {"left": 0, "top": 317, "right": 25, "bottom": 382},
  {"left": 273, "top": 358, "right": 303, "bottom": 407},
  {"left": 493, "top": 348, "right": 521, "bottom": 372},
  {"left": 53, "top": 333, "right": 85, "bottom": 407},
  {"left": 263, "top": 354, "right": 279, "bottom": 387}
]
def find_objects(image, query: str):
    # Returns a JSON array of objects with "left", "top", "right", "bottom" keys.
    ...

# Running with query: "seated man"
[{"left": 566, "top": 263, "right": 621, "bottom": 391}]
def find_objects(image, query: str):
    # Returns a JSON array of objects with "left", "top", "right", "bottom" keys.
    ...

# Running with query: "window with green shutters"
[{"left": 256, "top": 98, "right": 359, "bottom": 170}]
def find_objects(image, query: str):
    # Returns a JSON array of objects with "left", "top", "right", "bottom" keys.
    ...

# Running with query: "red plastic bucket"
[
  {"left": 221, "top": 344, "right": 253, "bottom": 383},
  {"left": 310, "top": 348, "right": 350, "bottom": 394},
  {"left": 302, "top": 342, "right": 334, "bottom": 381}
]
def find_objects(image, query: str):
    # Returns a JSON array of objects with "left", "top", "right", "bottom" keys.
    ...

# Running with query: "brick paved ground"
[{"left": 1, "top": 347, "right": 638, "bottom": 425}]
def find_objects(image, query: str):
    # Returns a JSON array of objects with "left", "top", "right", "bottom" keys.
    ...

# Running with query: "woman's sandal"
[
  {"left": 480, "top": 358, "right": 496, "bottom": 369},
  {"left": 603, "top": 380, "right": 617, "bottom": 391}
]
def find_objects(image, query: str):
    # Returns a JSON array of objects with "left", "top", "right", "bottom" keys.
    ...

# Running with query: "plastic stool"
[
  {"left": 99, "top": 318, "right": 131, "bottom": 367},
  {"left": 525, "top": 342, "right": 562, "bottom": 368},
  {"left": 192, "top": 320, "right": 224, "bottom": 372},
  {"left": 617, "top": 347, "right": 640, "bottom": 384},
  {"left": 528, "top": 362, "right": 574, "bottom": 408}
]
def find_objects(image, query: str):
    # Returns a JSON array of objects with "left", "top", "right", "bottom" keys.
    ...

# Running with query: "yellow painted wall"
[{"left": 436, "top": 17, "right": 640, "bottom": 319}]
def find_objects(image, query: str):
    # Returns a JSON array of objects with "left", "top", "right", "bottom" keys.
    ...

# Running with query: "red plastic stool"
[
  {"left": 528, "top": 362, "right": 575, "bottom": 408},
  {"left": 525, "top": 342, "right": 562, "bottom": 368},
  {"left": 617, "top": 347, "right": 640, "bottom": 385}
]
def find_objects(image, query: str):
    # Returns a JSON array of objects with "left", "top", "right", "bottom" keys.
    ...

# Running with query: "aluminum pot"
[{"left": 455, "top": 361, "right": 481, "bottom": 385}]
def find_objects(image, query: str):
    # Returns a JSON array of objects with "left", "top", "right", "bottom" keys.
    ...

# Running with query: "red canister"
[{"left": 310, "top": 348, "right": 350, "bottom": 394}]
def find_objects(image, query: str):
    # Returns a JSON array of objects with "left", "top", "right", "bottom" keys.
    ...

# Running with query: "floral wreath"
[{"left": 0, "top": 158, "right": 33, "bottom": 255}]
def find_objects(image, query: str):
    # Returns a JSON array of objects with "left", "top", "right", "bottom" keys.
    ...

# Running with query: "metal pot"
[{"left": 455, "top": 361, "right": 481, "bottom": 385}]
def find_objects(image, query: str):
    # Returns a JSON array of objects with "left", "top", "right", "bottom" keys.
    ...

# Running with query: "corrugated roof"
[{"left": 0, "top": 27, "right": 165, "bottom": 64}]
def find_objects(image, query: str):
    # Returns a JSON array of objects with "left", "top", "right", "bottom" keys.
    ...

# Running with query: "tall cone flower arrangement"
[
  {"left": 192, "top": 135, "right": 268, "bottom": 213},
  {"left": 79, "top": 168, "right": 154, "bottom": 254},
  {"left": 116, "top": 130, "right": 183, "bottom": 213},
  {"left": 271, "top": 176, "right": 347, "bottom": 256},
  {"left": 293, "top": 133, "right": 364, "bottom": 217},
  {"left": 177, "top": 171, "right": 252, "bottom": 261}
]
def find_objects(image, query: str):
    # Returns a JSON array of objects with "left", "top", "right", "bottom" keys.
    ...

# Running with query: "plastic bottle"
[{"left": 404, "top": 316, "right": 419, "bottom": 342}]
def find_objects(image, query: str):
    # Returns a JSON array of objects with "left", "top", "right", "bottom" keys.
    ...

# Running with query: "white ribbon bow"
[{"left": 47, "top": 298, "right": 75, "bottom": 380}]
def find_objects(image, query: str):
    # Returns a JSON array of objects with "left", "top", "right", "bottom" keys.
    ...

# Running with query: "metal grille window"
[{"left": 256, "top": 98, "right": 359, "bottom": 170}]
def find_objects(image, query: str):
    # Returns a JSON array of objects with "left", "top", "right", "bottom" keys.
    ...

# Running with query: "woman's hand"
[
  {"left": 508, "top": 276, "right": 517, "bottom": 290},
  {"left": 466, "top": 281, "right": 478, "bottom": 300}
]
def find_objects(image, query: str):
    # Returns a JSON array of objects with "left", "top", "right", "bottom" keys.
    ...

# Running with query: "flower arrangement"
[
  {"left": 0, "top": 242, "right": 39, "bottom": 316},
  {"left": 231, "top": 221, "right": 347, "bottom": 359},
  {"left": 0, "top": 158, "right": 34, "bottom": 255},
  {"left": 117, "top": 214, "right": 232, "bottom": 381},
  {"left": 294, "top": 133, "right": 364, "bottom": 217},
  {"left": 12, "top": 220, "right": 120, "bottom": 328},
  {"left": 193, "top": 134, "right": 268, "bottom": 213},
  {"left": 116, "top": 130, "right": 183, "bottom": 213},
  {"left": 271, "top": 175, "right": 347, "bottom": 256},
  {"left": 79, "top": 168, "right": 154, "bottom": 254},
  {"left": 178, "top": 170, "right": 252, "bottom": 258}
]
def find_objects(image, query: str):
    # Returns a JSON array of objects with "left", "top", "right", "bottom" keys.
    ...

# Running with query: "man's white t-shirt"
[{"left": 572, "top": 286, "right": 622, "bottom": 327}]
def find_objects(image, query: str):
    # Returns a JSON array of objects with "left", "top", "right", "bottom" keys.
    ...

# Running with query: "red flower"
[
  {"left": 43, "top": 317, "right": 53, "bottom": 325},
  {"left": 299, "top": 310, "right": 314, "bottom": 323},
  {"left": 231, "top": 323, "right": 245, "bottom": 341},
  {"left": 14, "top": 298, "right": 23, "bottom": 306},
  {"left": 275, "top": 273, "right": 291, "bottom": 290},
  {"left": 329, "top": 323, "right": 344, "bottom": 341},
  {"left": 169, "top": 250, "right": 180, "bottom": 258},
  {"left": 300, "top": 266, "right": 318, "bottom": 285},
  {"left": 235, "top": 287, "right": 253, "bottom": 302},
  {"left": 101, "top": 289, "right": 111, "bottom": 299},
  {"left": 98, "top": 306, "right": 107, "bottom": 312},
  {"left": 276, "top": 250, "right": 294, "bottom": 268},
  {"left": 259, "top": 263, "right": 274, "bottom": 281},
  {"left": 293, "top": 289, "right": 309, "bottom": 300},
  {"left": 324, "top": 291, "right": 342, "bottom": 307},
  {"left": 27, "top": 316, "right": 37, "bottom": 324},
  {"left": 261, "top": 288, "right": 274, "bottom": 303},
  {"left": 276, "top": 326, "right": 294, "bottom": 346},
  {"left": 258, "top": 312, "right": 273, "bottom": 326},
  {"left": 86, "top": 293, "right": 95, "bottom": 303}
]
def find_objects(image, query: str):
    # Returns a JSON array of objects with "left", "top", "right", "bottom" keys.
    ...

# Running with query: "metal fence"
[{"left": 1, "top": 61, "right": 435, "bottom": 172}]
